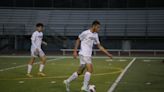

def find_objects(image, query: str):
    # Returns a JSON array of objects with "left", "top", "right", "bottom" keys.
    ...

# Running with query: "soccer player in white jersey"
[
  {"left": 64, "top": 20, "right": 112, "bottom": 92},
  {"left": 26, "top": 23, "right": 47, "bottom": 77}
]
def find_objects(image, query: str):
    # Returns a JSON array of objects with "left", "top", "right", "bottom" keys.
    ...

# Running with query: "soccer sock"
[
  {"left": 27, "top": 64, "right": 32, "bottom": 74},
  {"left": 39, "top": 64, "right": 45, "bottom": 72},
  {"left": 83, "top": 72, "right": 91, "bottom": 87},
  {"left": 67, "top": 72, "right": 78, "bottom": 83}
]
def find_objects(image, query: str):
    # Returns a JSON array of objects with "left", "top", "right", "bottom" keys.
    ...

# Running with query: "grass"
[
  {"left": 114, "top": 58, "right": 164, "bottom": 92},
  {"left": 0, "top": 56, "right": 163, "bottom": 92}
]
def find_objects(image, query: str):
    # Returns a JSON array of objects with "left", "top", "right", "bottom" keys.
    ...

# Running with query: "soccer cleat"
[
  {"left": 81, "top": 85, "right": 89, "bottom": 92},
  {"left": 26, "top": 73, "right": 33, "bottom": 78},
  {"left": 38, "top": 72, "right": 46, "bottom": 77},
  {"left": 63, "top": 80, "right": 70, "bottom": 92}
]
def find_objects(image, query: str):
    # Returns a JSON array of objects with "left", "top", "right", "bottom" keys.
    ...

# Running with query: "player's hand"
[
  {"left": 108, "top": 53, "right": 113, "bottom": 59},
  {"left": 36, "top": 48, "right": 39, "bottom": 52},
  {"left": 73, "top": 51, "right": 78, "bottom": 59},
  {"left": 42, "top": 41, "right": 47, "bottom": 46}
]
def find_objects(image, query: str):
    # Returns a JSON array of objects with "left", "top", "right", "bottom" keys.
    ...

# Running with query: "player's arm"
[
  {"left": 73, "top": 31, "right": 86, "bottom": 59},
  {"left": 31, "top": 33, "right": 39, "bottom": 51},
  {"left": 42, "top": 41, "right": 47, "bottom": 46},
  {"left": 73, "top": 38, "right": 80, "bottom": 59},
  {"left": 97, "top": 44, "right": 112, "bottom": 59}
]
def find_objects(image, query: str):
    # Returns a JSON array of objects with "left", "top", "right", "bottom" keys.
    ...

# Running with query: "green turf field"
[
  {"left": 114, "top": 58, "right": 164, "bottom": 92},
  {"left": 0, "top": 56, "right": 163, "bottom": 92}
]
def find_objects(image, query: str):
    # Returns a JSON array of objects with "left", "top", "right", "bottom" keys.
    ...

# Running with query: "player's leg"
[
  {"left": 64, "top": 70, "right": 78, "bottom": 92},
  {"left": 77, "top": 64, "right": 86, "bottom": 75},
  {"left": 83, "top": 63, "right": 93, "bottom": 85},
  {"left": 38, "top": 49, "right": 46, "bottom": 76},
  {"left": 64, "top": 55, "right": 86, "bottom": 92},
  {"left": 81, "top": 56, "right": 93, "bottom": 91},
  {"left": 64, "top": 64, "right": 86, "bottom": 92},
  {"left": 27, "top": 49, "right": 36, "bottom": 77},
  {"left": 27, "top": 58, "right": 35, "bottom": 77},
  {"left": 65, "top": 55, "right": 86, "bottom": 82},
  {"left": 65, "top": 64, "right": 86, "bottom": 83}
]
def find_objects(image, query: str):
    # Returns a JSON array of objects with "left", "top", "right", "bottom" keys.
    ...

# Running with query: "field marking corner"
[{"left": 107, "top": 57, "right": 136, "bottom": 92}]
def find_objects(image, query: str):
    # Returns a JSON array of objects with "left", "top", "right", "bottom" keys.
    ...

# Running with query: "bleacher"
[{"left": 0, "top": 9, "right": 164, "bottom": 36}]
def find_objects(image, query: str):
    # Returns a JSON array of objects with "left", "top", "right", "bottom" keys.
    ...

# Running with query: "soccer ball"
[{"left": 89, "top": 85, "right": 96, "bottom": 92}]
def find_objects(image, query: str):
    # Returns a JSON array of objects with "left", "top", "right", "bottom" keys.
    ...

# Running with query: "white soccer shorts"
[
  {"left": 31, "top": 48, "right": 45, "bottom": 57},
  {"left": 79, "top": 55, "right": 92, "bottom": 65}
]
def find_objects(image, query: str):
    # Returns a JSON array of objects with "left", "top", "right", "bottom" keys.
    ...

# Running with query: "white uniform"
[
  {"left": 78, "top": 29, "right": 100, "bottom": 64},
  {"left": 31, "top": 31, "right": 45, "bottom": 57}
]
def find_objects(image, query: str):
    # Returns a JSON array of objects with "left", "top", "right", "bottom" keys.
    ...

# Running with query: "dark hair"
[
  {"left": 92, "top": 20, "right": 100, "bottom": 26},
  {"left": 36, "top": 23, "right": 44, "bottom": 27}
]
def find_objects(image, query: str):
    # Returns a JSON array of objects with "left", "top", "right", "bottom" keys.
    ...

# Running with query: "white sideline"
[
  {"left": 0, "top": 55, "right": 164, "bottom": 59},
  {"left": 0, "top": 58, "right": 63, "bottom": 72},
  {"left": 107, "top": 57, "right": 136, "bottom": 92}
]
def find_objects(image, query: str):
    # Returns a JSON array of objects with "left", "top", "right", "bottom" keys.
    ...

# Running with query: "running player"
[
  {"left": 64, "top": 20, "right": 112, "bottom": 92},
  {"left": 26, "top": 23, "right": 47, "bottom": 77}
]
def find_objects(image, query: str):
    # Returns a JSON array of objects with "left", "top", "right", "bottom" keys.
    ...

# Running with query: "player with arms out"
[
  {"left": 64, "top": 20, "right": 112, "bottom": 92},
  {"left": 26, "top": 23, "right": 47, "bottom": 78}
]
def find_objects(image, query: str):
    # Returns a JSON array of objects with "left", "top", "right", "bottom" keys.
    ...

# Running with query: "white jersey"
[
  {"left": 78, "top": 29, "right": 100, "bottom": 57},
  {"left": 31, "top": 31, "right": 43, "bottom": 50}
]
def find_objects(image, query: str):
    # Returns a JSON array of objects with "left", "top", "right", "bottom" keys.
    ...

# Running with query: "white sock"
[
  {"left": 39, "top": 64, "right": 45, "bottom": 72},
  {"left": 83, "top": 72, "right": 91, "bottom": 87},
  {"left": 67, "top": 72, "right": 78, "bottom": 83},
  {"left": 27, "top": 64, "right": 32, "bottom": 74}
]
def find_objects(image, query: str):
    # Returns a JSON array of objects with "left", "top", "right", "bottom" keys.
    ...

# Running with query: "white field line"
[
  {"left": 0, "top": 55, "right": 164, "bottom": 59},
  {"left": 0, "top": 58, "right": 64, "bottom": 72},
  {"left": 107, "top": 57, "right": 136, "bottom": 92}
]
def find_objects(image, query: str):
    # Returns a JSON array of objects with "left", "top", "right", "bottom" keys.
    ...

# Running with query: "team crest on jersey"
[
  {"left": 89, "top": 37, "right": 95, "bottom": 40},
  {"left": 38, "top": 35, "right": 43, "bottom": 39},
  {"left": 89, "top": 37, "right": 96, "bottom": 41}
]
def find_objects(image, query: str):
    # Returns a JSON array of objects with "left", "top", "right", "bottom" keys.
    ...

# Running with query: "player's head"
[
  {"left": 36, "top": 23, "right": 44, "bottom": 32},
  {"left": 91, "top": 20, "right": 100, "bottom": 32}
]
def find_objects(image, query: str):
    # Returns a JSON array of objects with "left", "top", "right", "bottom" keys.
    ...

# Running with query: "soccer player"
[
  {"left": 64, "top": 20, "right": 112, "bottom": 92},
  {"left": 26, "top": 23, "right": 47, "bottom": 78}
]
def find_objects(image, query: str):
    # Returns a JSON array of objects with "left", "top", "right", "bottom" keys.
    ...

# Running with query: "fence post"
[
  {"left": 129, "top": 51, "right": 131, "bottom": 56},
  {"left": 154, "top": 51, "right": 156, "bottom": 56},
  {"left": 63, "top": 49, "right": 65, "bottom": 56},
  {"left": 118, "top": 51, "right": 121, "bottom": 56}
]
